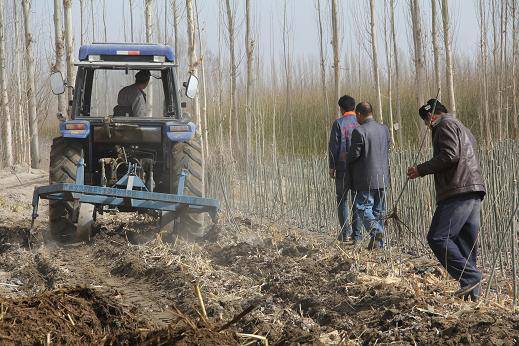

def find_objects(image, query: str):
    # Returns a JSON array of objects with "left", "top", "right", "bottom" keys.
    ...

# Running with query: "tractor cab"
[{"left": 51, "top": 43, "right": 198, "bottom": 120}]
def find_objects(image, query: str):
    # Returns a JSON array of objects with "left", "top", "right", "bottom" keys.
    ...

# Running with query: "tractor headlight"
[
  {"left": 60, "top": 121, "right": 90, "bottom": 139},
  {"left": 164, "top": 122, "right": 196, "bottom": 142}
]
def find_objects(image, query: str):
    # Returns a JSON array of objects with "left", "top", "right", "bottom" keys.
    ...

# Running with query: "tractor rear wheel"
[
  {"left": 48, "top": 137, "right": 93, "bottom": 243},
  {"left": 162, "top": 134, "right": 207, "bottom": 240}
]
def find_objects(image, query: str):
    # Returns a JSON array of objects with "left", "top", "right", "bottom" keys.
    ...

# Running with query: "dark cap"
[
  {"left": 419, "top": 98, "right": 446, "bottom": 119},
  {"left": 135, "top": 70, "right": 151, "bottom": 83}
]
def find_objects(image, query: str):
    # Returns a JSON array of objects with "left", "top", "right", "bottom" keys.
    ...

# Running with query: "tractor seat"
[{"left": 113, "top": 105, "right": 133, "bottom": 117}]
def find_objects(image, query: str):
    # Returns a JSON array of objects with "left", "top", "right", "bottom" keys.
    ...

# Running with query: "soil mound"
[{"left": 0, "top": 287, "right": 144, "bottom": 344}]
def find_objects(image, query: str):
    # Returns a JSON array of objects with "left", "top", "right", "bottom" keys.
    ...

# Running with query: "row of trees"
[
  {"left": 0, "top": 0, "right": 39, "bottom": 168},
  {"left": 0, "top": 1, "right": 518, "bottom": 169}
]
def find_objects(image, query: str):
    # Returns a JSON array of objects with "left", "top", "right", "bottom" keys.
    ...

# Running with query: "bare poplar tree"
[
  {"left": 512, "top": 0, "right": 518, "bottom": 138},
  {"left": 390, "top": 0, "right": 402, "bottom": 145},
  {"left": 410, "top": 0, "right": 426, "bottom": 107},
  {"left": 53, "top": 0, "right": 66, "bottom": 115},
  {"left": 129, "top": 0, "right": 134, "bottom": 42},
  {"left": 431, "top": 0, "right": 441, "bottom": 93},
  {"left": 384, "top": 1, "right": 394, "bottom": 145},
  {"left": 316, "top": 0, "right": 329, "bottom": 127},
  {"left": 22, "top": 0, "right": 40, "bottom": 168},
  {"left": 478, "top": 0, "right": 491, "bottom": 144},
  {"left": 172, "top": 0, "right": 180, "bottom": 75},
  {"left": 80, "top": 0, "right": 85, "bottom": 45},
  {"left": 225, "top": 0, "right": 239, "bottom": 151},
  {"left": 331, "top": 0, "right": 340, "bottom": 109},
  {"left": 63, "top": 0, "right": 75, "bottom": 107},
  {"left": 282, "top": 0, "right": 294, "bottom": 155},
  {"left": 90, "top": 0, "right": 96, "bottom": 41},
  {"left": 194, "top": 0, "right": 209, "bottom": 155},
  {"left": 186, "top": 0, "right": 204, "bottom": 191},
  {"left": 245, "top": 0, "right": 254, "bottom": 161},
  {"left": 441, "top": 0, "right": 456, "bottom": 114},
  {"left": 369, "top": 0, "right": 383, "bottom": 123},
  {"left": 0, "top": 0, "right": 13, "bottom": 167},
  {"left": 13, "top": 0, "right": 28, "bottom": 163},
  {"left": 145, "top": 0, "right": 154, "bottom": 117}
]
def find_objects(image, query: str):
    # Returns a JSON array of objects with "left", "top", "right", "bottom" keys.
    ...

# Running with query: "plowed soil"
[{"left": 0, "top": 169, "right": 517, "bottom": 345}]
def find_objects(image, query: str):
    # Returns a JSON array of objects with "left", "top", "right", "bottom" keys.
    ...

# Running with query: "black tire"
[
  {"left": 163, "top": 134, "right": 207, "bottom": 240},
  {"left": 48, "top": 137, "right": 89, "bottom": 243}
]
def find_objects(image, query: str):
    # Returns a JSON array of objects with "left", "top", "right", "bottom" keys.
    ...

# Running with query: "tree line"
[{"left": 0, "top": 0, "right": 517, "bottom": 169}]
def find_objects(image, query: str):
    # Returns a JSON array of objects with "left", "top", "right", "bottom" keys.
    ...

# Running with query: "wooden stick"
[
  {"left": 217, "top": 304, "right": 257, "bottom": 332},
  {"left": 193, "top": 282, "right": 207, "bottom": 319},
  {"left": 67, "top": 313, "right": 75, "bottom": 326},
  {"left": 236, "top": 333, "right": 269, "bottom": 346}
]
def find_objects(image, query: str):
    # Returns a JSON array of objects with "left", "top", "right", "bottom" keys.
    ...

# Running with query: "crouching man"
[
  {"left": 407, "top": 99, "right": 486, "bottom": 301},
  {"left": 347, "top": 102, "right": 390, "bottom": 249}
]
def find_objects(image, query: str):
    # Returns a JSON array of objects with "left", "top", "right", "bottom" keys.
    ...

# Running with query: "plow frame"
[{"left": 31, "top": 158, "right": 219, "bottom": 227}]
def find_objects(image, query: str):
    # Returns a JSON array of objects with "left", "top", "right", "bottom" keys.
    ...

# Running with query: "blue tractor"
[{"left": 31, "top": 43, "right": 218, "bottom": 243}]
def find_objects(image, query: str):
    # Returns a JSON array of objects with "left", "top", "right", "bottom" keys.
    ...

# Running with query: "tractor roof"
[{"left": 79, "top": 43, "right": 175, "bottom": 62}]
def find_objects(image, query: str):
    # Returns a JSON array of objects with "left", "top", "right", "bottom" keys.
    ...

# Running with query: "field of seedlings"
[{"left": 0, "top": 143, "right": 518, "bottom": 344}]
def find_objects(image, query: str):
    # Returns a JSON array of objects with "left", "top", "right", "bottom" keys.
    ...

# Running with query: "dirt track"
[{"left": 0, "top": 168, "right": 518, "bottom": 345}]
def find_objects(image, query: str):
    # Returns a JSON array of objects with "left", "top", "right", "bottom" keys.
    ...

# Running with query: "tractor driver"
[{"left": 115, "top": 70, "right": 151, "bottom": 117}]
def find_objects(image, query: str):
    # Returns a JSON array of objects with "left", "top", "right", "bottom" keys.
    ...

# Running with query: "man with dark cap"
[
  {"left": 347, "top": 102, "right": 390, "bottom": 249},
  {"left": 116, "top": 70, "right": 151, "bottom": 117},
  {"left": 328, "top": 95, "right": 362, "bottom": 243},
  {"left": 407, "top": 99, "right": 486, "bottom": 301}
]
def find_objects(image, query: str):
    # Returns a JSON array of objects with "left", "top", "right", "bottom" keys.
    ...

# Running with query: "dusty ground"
[{"left": 0, "top": 168, "right": 517, "bottom": 345}]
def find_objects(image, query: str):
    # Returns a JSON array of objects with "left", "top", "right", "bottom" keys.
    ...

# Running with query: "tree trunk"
[
  {"left": 22, "top": 0, "right": 40, "bottom": 168},
  {"left": 53, "top": 0, "right": 66, "bottom": 115},
  {"left": 316, "top": 0, "right": 329, "bottom": 130},
  {"left": 369, "top": 0, "right": 383, "bottom": 123},
  {"left": 331, "top": 0, "right": 340, "bottom": 111},
  {"left": 384, "top": 1, "right": 394, "bottom": 145},
  {"left": 194, "top": 0, "right": 208, "bottom": 158},
  {"left": 245, "top": 0, "right": 254, "bottom": 161},
  {"left": 129, "top": 0, "right": 134, "bottom": 42},
  {"left": 90, "top": 0, "right": 95, "bottom": 41},
  {"left": 0, "top": 0, "right": 14, "bottom": 167},
  {"left": 410, "top": 0, "right": 426, "bottom": 108},
  {"left": 441, "top": 0, "right": 456, "bottom": 114},
  {"left": 225, "top": 0, "right": 239, "bottom": 152},
  {"left": 14, "top": 0, "right": 28, "bottom": 164},
  {"left": 431, "top": 0, "right": 441, "bottom": 93},
  {"left": 145, "top": 0, "right": 153, "bottom": 117},
  {"left": 186, "top": 0, "right": 204, "bottom": 194},
  {"left": 390, "top": 0, "right": 402, "bottom": 146},
  {"left": 79, "top": 0, "right": 84, "bottom": 45},
  {"left": 282, "top": 0, "right": 294, "bottom": 156},
  {"left": 63, "top": 0, "right": 75, "bottom": 109},
  {"left": 172, "top": 0, "right": 180, "bottom": 75},
  {"left": 512, "top": 0, "right": 518, "bottom": 138},
  {"left": 479, "top": 0, "right": 491, "bottom": 144}
]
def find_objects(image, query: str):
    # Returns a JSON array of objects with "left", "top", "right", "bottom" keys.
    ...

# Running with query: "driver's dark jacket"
[{"left": 417, "top": 114, "right": 486, "bottom": 203}]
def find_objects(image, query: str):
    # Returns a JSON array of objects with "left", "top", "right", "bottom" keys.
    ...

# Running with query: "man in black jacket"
[
  {"left": 407, "top": 99, "right": 486, "bottom": 301},
  {"left": 347, "top": 102, "right": 390, "bottom": 249}
]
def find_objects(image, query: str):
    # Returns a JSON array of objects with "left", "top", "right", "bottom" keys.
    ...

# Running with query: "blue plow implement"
[{"left": 30, "top": 157, "right": 219, "bottom": 228}]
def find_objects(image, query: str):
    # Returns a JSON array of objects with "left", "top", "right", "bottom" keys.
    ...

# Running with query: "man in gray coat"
[
  {"left": 347, "top": 102, "right": 390, "bottom": 249},
  {"left": 116, "top": 70, "right": 151, "bottom": 117}
]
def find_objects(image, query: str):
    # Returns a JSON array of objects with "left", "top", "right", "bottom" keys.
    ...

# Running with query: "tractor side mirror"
[
  {"left": 184, "top": 74, "right": 199, "bottom": 99},
  {"left": 50, "top": 71, "right": 66, "bottom": 95}
]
